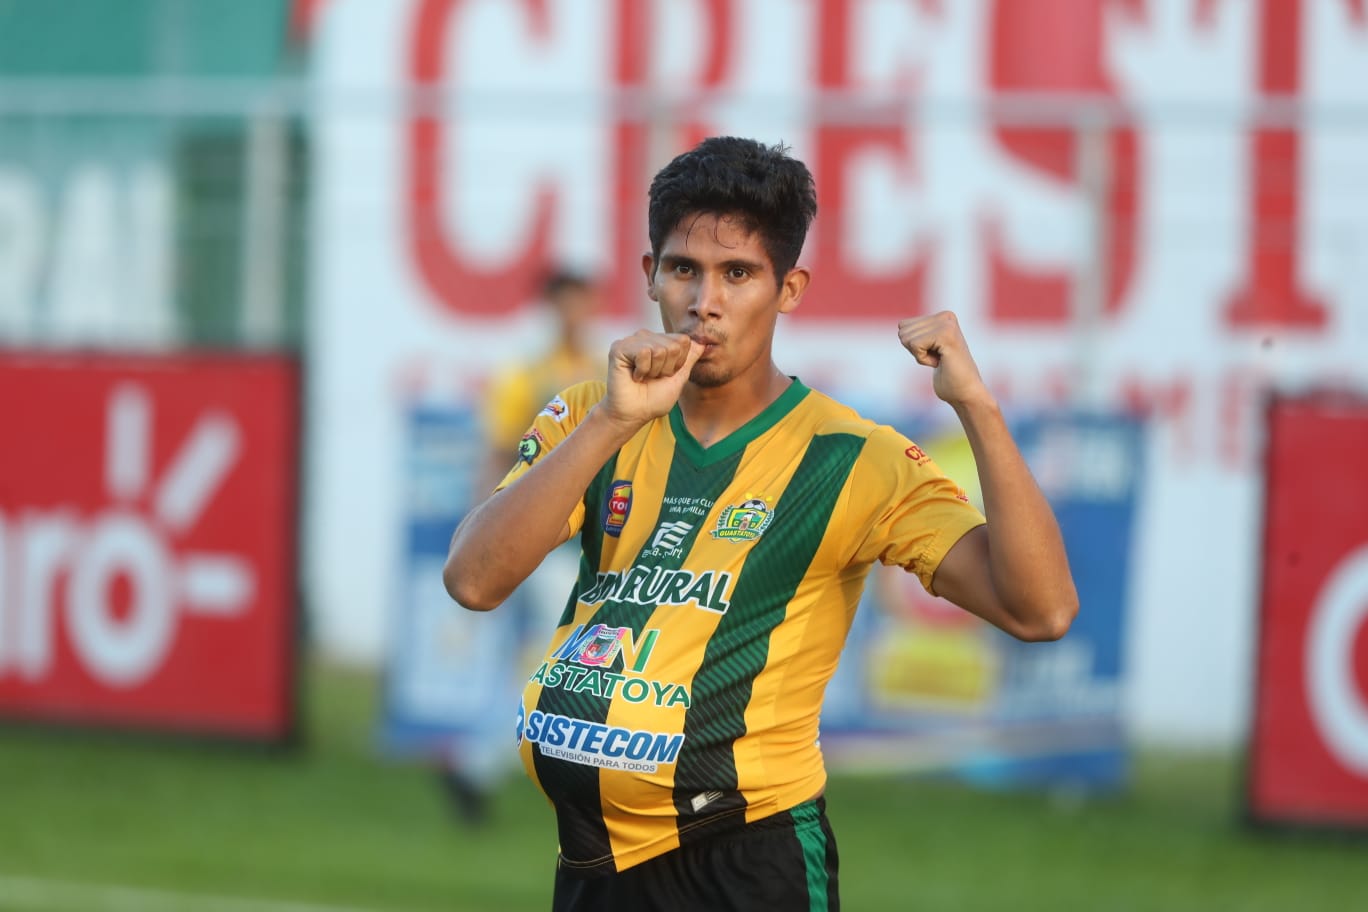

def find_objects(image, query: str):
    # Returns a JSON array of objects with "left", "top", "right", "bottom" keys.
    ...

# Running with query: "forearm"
[
  {"left": 953, "top": 395, "right": 1078, "bottom": 638},
  {"left": 444, "top": 406, "right": 639, "bottom": 610}
]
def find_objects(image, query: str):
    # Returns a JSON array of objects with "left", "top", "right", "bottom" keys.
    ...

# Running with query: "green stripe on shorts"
[{"left": 791, "top": 801, "right": 828, "bottom": 912}]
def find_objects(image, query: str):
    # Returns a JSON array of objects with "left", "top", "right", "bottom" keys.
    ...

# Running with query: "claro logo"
[
  {"left": 0, "top": 383, "right": 251, "bottom": 688},
  {"left": 1306, "top": 543, "right": 1368, "bottom": 777}
]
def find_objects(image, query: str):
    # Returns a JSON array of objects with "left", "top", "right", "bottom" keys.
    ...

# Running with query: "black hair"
[
  {"left": 539, "top": 268, "right": 593, "bottom": 301},
  {"left": 647, "top": 136, "right": 818, "bottom": 282}
]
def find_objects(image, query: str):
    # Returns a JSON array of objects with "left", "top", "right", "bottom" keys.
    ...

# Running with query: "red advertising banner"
[
  {"left": 0, "top": 351, "right": 299, "bottom": 741},
  {"left": 1247, "top": 393, "right": 1368, "bottom": 828}
]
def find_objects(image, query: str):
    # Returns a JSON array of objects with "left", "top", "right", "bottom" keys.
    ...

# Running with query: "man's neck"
[{"left": 677, "top": 366, "right": 792, "bottom": 449}]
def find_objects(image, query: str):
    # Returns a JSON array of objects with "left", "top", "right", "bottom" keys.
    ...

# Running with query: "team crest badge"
[
  {"left": 713, "top": 497, "right": 774, "bottom": 542},
  {"left": 518, "top": 428, "right": 545, "bottom": 464},
  {"left": 602, "top": 480, "right": 633, "bottom": 537}
]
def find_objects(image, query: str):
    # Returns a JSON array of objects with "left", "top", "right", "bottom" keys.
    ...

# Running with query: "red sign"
[
  {"left": 0, "top": 352, "right": 299, "bottom": 741},
  {"left": 1247, "top": 393, "right": 1368, "bottom": 828}
]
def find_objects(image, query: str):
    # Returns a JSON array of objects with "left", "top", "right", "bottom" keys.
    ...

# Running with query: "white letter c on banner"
[{"left": 1307, "top": 543, "right": 1368, "bottom": 776}]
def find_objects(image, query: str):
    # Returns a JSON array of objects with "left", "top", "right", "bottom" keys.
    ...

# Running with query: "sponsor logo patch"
[
  {"left": 579, "top": 566, "right": 733, "bottom": 614},
  {"left": 650, "top": 521, "right": 693, "bottom": 551},
  {"left": 691, "top": 790, "right": 724, "bottom": 812},
  {"left": 904, "top": 443, "right": 930, "bottom": 463},
  {"left": 523, "top": 710, "right": 685, "bottom": 773},
  {"left": 602, "top": 480, "right": 632, "bottom": 537},
  {"left": 553, "top": 623, "right": 659, "bottom": 673},
  {"left": 529, "top": 660, "right": 691, "bottom": 709},
  {"left": 712, "top": 496, "right": 774, "bottom": 542},
  {"left": 528, "top": 626, "right": 696, "bottom": 735},
  {"left": 539, "top": 396, "right": 569, "bottom": 421}
]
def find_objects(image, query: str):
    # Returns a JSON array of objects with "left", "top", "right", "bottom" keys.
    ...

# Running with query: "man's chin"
[{"left": 688, "top": 363, "right": 730, "bottom": 388}]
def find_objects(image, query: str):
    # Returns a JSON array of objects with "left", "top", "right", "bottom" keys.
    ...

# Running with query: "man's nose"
[{"left": 691, "top": 272, "right": 725, "bottom": 318}]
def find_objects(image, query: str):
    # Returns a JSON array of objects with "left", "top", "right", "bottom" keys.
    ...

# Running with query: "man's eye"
[
  {"left": 729, "top": 267, "right": 749, "bottom": 280},
  {"left": 674, "top": 264, "right": 693, "bottom": 276}
]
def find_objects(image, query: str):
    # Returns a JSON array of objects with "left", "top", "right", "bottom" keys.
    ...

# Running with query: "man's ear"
[
  {"left": 641, "top": 253, "right": 658, "bottom": 301},
  {"left": 778, "top": 266, "right": 811, "bottom": 314}
]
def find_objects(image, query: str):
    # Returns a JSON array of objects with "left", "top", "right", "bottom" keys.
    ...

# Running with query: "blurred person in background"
[
  {"left": 443, "top": 136, "right": 1077, "bottom": 908},
  {"left": 479, "top": 269, "right": 605, "bottom": 496},
  {"left": 437, "top": 268, "right": 604, "bottom": 824}
]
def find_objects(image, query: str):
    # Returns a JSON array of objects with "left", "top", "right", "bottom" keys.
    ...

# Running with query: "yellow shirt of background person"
[
  {"left": 480, "top": 270, "right": 604, "bottom": 482},
  {"left": 485, "top": 345, "right": 603, "bottom": 456}
]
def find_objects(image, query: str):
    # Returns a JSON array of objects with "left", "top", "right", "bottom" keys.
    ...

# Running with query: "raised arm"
[
  {"left": 444, "top": 331, "right": 702, "bottom": 611},
  {"left": 898, "top": 311, "right": 1078, "bottom": 641}
]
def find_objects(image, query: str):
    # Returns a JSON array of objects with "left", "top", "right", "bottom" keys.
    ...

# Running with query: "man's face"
[
  {"left": 643, "top": 212, "right": 807, "bottom": 389},
  {"left": 549, "top": 284, "right": 599, "bottom": 332}
]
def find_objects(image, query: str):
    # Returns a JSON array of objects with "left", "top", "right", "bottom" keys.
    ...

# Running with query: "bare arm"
[
  {"left": 444, "top": 331, "right": 702, "bottom": 611},
  {"left": 899, "top": 311, "right": 1078, "bottom": 641}
]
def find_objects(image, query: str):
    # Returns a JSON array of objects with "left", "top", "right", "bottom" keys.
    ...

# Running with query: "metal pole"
[
  {"left": 1072, "top": 115, "right": 1112, "bottom": 409},
  {"left": 240, "top": 110, "right": 288, "bottom": 346}
]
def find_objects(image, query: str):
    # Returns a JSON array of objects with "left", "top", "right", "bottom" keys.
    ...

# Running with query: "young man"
[{"left": 444, "top": 136, "right": 1077, "bottom": 910}]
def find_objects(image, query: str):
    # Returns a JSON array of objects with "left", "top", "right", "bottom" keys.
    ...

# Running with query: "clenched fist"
[
  {"left": 897, "top": 311, "right": 992, "bottom": 408},
  {"left": 601, "top": 330, "right": 704, "bottom": 429}
]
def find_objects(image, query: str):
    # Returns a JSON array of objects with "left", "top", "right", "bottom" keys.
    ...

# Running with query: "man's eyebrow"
[
  {"left": 659, "top": 254, "right": 765, "bottom": 272},
  {"left": 719, "top": 257, "right": 766, "bottom": 272}
]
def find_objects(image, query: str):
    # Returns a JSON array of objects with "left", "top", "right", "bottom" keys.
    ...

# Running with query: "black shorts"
[{"left": 551, "top": 798, "right": 840, "bottom": 912}]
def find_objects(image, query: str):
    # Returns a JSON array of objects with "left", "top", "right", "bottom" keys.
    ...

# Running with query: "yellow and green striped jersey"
[{"left": 499, "top": 378, "right": 984, "bottom": 874}]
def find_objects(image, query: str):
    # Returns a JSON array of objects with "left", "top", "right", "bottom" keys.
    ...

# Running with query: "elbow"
[
  {"left": 442, "top": 560, "right": 501, "bottom": 612},
  {"left": 1014, "top": 592, "right": 1079, "bottom": 643}
]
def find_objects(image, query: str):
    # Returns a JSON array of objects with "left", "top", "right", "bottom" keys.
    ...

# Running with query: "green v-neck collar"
[{"left": 668, "top": 378, "right": 810, "bottom": 467}]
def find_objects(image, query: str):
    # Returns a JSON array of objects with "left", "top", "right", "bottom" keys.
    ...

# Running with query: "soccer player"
[{"left": 443, "top": 136, "right": 1078, "bottom": 910}]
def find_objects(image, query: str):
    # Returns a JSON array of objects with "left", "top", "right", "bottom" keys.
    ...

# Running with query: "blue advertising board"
[
  {"left": 381, "top": 405, "right": 577, "bottom": 764},
  {"left": 822, "top": 411, "right": 1144, "bottom": 790},
  {"left": 380, "top": 405, "right": 522, "bottom": 754}
]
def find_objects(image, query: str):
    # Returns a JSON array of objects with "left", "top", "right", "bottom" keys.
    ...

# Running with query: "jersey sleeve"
[
  {"left": 846, "top": 425, "right": 986, "bottom": 595},
  {"left": 492, "top": 380, "right": 607, "bottom": 538}
]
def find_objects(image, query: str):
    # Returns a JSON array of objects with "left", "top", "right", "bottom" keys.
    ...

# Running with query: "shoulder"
[
  {"left": 540, "top": 380, "right": 606, "bottom": 425},
  {"left": 562, "top": 379, "right": 606, "bottom": 408},
  {"left": 794, "top": 386, "right": 889, "bottom": 446},
  {"left": 796, "top": 388, "right": 957, "bottom": 482}
]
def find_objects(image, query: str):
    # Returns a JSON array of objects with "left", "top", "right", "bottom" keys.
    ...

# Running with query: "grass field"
[{"left": 2, "top": 659, "right": 1364, "bottom": 912}]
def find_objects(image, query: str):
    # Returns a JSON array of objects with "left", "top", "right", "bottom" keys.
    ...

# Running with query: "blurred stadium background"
[{"left": 2, "top": 1, "right": 1367, "bottom": 909}]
